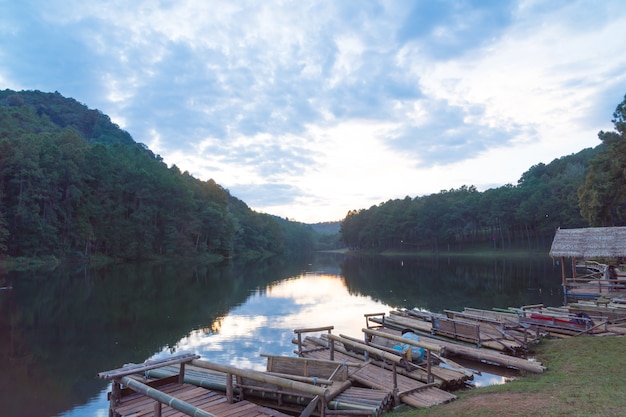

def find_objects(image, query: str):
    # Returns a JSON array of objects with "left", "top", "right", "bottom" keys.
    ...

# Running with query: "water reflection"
[
  {"left": 153, "top": 274, "right": 393, "bottom": 372},
  {"left": 340, "top": 254, "right": 563, "bottom": 311},
  {"left": 0, "top": 253, "right": 563, "bottom": 417}
]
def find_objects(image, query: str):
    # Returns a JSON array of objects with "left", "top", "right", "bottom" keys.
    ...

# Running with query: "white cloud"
[{"left": 3, "top": 0, "right": 626, "bottom": 223}]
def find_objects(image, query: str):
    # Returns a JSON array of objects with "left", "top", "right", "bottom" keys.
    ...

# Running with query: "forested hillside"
[
  {"left": 340, "top": 94, "right": 626, "bottom": 253},
  {"left": 0, "top": 89, "right": 315, "bottom": 260},
  {"left": 2, "top": 89, "right": 623, "bottom": 260}
]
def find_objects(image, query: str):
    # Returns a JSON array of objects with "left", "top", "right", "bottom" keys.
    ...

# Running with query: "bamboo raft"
[
  {"left": 98, "top": 354, "right": 291, "bottom": 417},
  {"left": 147, "top": 358, "right": 393, "bottom": 416},
  {"left": 380, "top": 310, "right": 531, "bottom": 355},
  {"left": 292, "top": 328, "right": 457, "bottom": 408},
  {"left": 365, "top": 312, "right": 546, "bottom": 373},
  {"left": 296, "top": 332, "right": 472, "bottom": 390},
  {"left": 100, "top": 352, "right": 396, "bottom": 417}
]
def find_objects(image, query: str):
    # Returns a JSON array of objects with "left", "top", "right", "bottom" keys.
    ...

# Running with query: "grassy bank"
[
  {"left": 0, "top": 252, "right": 227, "bottom": 273},
  {"left": 0, "top": 255, "right": 61, "bottom": 272},
  {"left": 388, "top": 336, "right": 626, "bottom": 417}
]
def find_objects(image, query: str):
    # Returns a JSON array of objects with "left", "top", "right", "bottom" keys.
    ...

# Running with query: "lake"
[{"left": 0, "top": 252, "right": 564, "bottom": 417}]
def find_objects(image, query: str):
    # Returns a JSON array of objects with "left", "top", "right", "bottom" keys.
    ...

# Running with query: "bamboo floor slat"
[
  {"left": 298, "top": 338, "right": 457, "bottom": 408},
  {"left": 111, "top": 382, "right": 290, "bottom": 417}
]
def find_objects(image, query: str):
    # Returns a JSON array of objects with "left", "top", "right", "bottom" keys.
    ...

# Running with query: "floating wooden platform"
[
  {"left": 365, "top": 312, "right": 546, "bottom": 373},
  {"left": 100, "top": 353, "right": 396, "bottom": 417},
  {"left": 292, "top": 330, "right": 457, "bottom": 408},
  {"left": 298, "top": 332, "right": 471, "bottom": 390},
  {"left": 146, "top": 361, "right": 393, "bottom": 416}
]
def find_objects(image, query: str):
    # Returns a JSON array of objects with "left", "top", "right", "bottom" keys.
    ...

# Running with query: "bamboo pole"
[
  {"left": 98, "top": 353, "right": 200, "bottom": 380},
  {"left": 117, "top": 376, "right": 216, "bottom": 417},
  {"left": 294, "top": 326, "right": 335, "bottom": 334},
  {"left": 327, "top": 334, "right": 403, "bottom": 365},
  {"left": 266, "top": 372, "right": 334, "bottom": 386},
  {"left": 260, "top": 354, "right": 362, "bottom": 369},
  {"left": 440, "top": 344, "right": 545, "bottom": 373},
  {"left": 191, "top": 359, "right": 330, "bottom": 398},
  {"left": 361, "top": 328, "right": 444, "bottom": 354}
]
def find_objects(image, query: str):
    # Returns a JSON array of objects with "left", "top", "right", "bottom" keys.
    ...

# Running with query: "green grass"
[
  {"left": 385, "top": 336, "right": 626, "bottom": 417},
  {"left": 0, "top": 255, "right": 60, "bottom": 272}
]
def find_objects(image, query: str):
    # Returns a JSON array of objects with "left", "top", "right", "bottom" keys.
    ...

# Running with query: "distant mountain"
[{"left": 309, "top": 221, "right": 341, "bottom": 235}]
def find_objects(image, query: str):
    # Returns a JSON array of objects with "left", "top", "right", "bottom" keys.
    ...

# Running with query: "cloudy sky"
[{"left": 2, "top": 1, "right": 626, "bottom": 223}]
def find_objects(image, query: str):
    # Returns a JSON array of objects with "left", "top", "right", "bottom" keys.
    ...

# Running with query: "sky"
[{"left": 2, "top": 1, "right": 626, "bottom": 223}]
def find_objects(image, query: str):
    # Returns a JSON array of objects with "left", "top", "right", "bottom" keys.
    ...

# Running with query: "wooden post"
[
  {"left": 561, "top": 256, "right": 567, "bottom": 287},
  {"left": 226, "top": 373, "right": 233, "bottom": 403},
  {"left": 110, "top": 381, "right": 121, "bottom": 417},
  {"left": 329, "top": 337, "right": 335, "bottom": 361},
  {"left": 426, "top": 350, "right": 432, "bottom": 384},
  {"left": 392, "top": 363, "right": 399, "bottom": 405},
  {"left": 178, "top": 362, "right": 186, "bottom": 384},
  {"left": 236, "top": 375, "right": 244, "bottom": 400},
  {"left": 364, "top": 312, "right": 385, "bottom": 329},
  {"left": 297, "top": 333, "right": 303, "bottom": 356}
]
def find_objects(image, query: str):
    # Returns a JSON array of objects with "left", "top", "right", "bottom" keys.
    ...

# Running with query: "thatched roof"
[{"left": 549, "top": 227, "right": 626, "bottom": 258}]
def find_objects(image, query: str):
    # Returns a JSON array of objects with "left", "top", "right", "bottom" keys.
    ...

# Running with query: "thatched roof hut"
[{"left": 549, "top": 227, "right": 626, "bottom": 259}]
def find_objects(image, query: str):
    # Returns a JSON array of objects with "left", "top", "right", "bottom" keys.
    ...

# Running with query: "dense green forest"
[
  {"left": 1, "top": 90, "right": 624, "bottom": 261},
  {"left": 339, "top": 94, "right": 626, "bottom": 253},
  {"left": 0, "top": 89, "right": 318, "bottom": 260}
]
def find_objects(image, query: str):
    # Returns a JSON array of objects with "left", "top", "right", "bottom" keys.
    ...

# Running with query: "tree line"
[
  {"left": 340, "top": 94, "right": 626, "bottom": 253},
  {"left": 0, "top": 89, "right": 316, "bottom": 260}
]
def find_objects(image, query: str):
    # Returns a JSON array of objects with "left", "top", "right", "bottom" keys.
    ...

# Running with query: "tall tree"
[{"left": 579, "top": 94, "right": 626, "bottom": 226}]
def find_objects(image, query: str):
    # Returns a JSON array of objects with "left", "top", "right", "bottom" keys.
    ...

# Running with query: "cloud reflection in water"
[{"left": 155, "top": 273, "right": 393, "bottom": 370}]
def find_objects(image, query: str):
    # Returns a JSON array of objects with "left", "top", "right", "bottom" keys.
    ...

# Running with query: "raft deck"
[
  {"left": 293, "top": 327, "right": 457, "bottom": 408},
  {"left": 111, "top": 377, "right": 289, "bottom": 417}
]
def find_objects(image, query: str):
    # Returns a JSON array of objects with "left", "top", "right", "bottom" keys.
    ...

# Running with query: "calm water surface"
[{"left": 0, "top": 253, "right": 564, "bottom": 417}]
